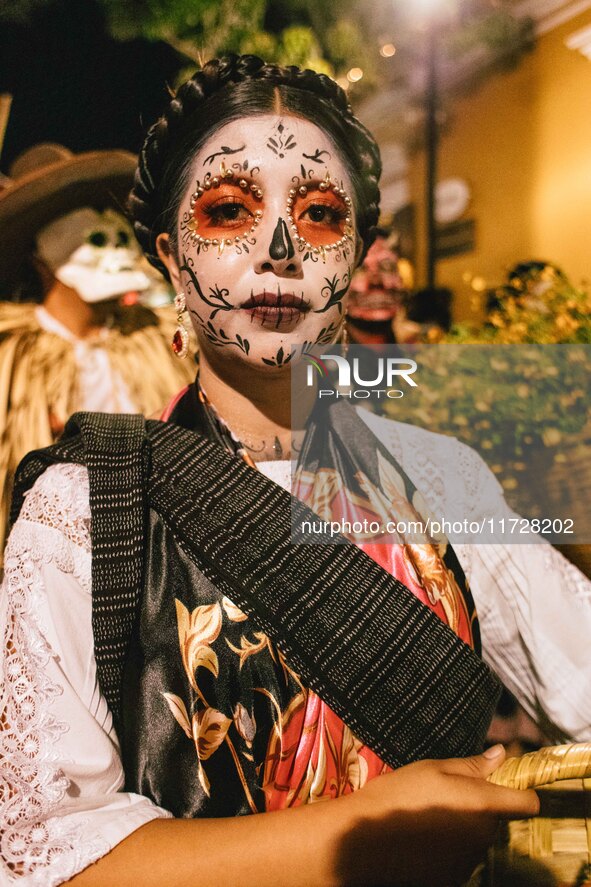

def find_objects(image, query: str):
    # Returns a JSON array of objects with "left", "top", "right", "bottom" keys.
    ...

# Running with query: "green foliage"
[
  {"left": 382, "top": 343, "right": 590, "bottom": 508},
  {"left": 447, "top": 271, "right": 591, "bottom": 344},
  {"left": 100, "top": 0, "right": 267, "bottom": 61},
  {"left": 99, "top": 0, "right": 344, "bottom": 73}
]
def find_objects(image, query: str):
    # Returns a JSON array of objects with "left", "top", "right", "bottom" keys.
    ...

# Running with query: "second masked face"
[{"left": 175, "top": 115, "right": 357, "bottom": 366}]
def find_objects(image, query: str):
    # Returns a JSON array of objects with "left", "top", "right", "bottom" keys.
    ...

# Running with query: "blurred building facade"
[{"left": 365, "top": 1, "right": 591, "bottom": 321}]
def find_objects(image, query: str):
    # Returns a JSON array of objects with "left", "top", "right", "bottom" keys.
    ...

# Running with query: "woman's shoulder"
[
  {"left": 11, "top": 462, "right": 91, "bottom": 553},
  {"left": 356, "top": 407, "right": 489, "bottom": 465},
  {"left": 356, "top": 407, "right": 503, "bottom": 514}
]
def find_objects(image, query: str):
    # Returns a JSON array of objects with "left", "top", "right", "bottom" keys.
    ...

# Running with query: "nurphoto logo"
[{"left": 304, "top": 352, "right": 418, "bottom": 400}]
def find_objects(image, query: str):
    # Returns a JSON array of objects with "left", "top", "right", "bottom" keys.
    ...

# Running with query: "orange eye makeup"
[
  {"left": 186, "top": 164, "right": 263, "bottom": 253},
  {"left": 194, "top": 185, "right": 262, "bottom": 236},
  {"left": 286, "top": 174, "right": 354, "bottom": 254}
]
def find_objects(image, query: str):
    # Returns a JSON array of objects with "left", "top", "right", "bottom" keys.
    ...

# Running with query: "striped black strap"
[{"left": 12, "top": 413, "right": 147, "bottom": 727}]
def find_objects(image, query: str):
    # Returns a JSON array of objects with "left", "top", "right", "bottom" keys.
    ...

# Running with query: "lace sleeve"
[{"left": 1, "top": 464, "right": 170, "bottom": 886}]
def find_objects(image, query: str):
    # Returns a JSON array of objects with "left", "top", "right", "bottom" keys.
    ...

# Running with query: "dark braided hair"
[{"left": 129, "top": 55, "right": 381, "bottom": 278}]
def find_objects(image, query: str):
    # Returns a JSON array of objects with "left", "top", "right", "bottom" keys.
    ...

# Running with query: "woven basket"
[{"left": 468, "top": 744, "right": 591, "bottom": 886}]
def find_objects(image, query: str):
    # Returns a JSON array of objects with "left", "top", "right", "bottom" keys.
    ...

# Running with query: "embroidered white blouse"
[{"left": 2, "top": 411, "right": 590, "bottom": 885}]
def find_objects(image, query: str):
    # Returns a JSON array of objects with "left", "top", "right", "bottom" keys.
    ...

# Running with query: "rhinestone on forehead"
[
  {"left": 285, "top": 172, "right": 354, "bottom": 258},
  {"left": 187, "top": 162, "right": 264, "bottom": 255}
]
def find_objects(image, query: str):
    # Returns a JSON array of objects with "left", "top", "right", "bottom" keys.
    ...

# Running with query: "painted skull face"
[{"left": 175, "top": 115, "right": 357, "bottom": 367}]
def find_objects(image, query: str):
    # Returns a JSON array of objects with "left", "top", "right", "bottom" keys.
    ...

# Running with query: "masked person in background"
[
  {"left": 346, "top": 227, "right": 406, "bottom": 346},
  {"left": 0, "top": 144, "right": 196, "bottom": 557}
]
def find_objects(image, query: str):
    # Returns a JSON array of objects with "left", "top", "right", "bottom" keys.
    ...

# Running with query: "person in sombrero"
[{"left": 0, "top": 143, "right": 196, "bottom": 557}]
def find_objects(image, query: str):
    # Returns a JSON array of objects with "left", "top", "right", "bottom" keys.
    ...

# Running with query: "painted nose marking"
[{"left": 269, "top": 217, "right": 295, "bottom": 261}]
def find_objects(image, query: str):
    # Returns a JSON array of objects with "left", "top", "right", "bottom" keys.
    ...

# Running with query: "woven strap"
[
  {"left": 12, "top": 412, "right": 500, "bottom": 768},
  {"left": 12, "top": 412, "right": 147, "bottom": 725}
]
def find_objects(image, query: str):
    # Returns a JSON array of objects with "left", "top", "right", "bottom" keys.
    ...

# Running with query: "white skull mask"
[{"left": 36, "top": 208, "right": 152, "bottom": 302}]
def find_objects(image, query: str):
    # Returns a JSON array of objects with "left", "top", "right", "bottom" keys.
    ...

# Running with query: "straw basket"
[{"left": 468, "top": 743, "right": 591, "bottom": 886}]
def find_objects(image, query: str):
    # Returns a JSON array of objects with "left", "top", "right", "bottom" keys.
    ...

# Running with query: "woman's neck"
[{"left": 198, "top": 351, "right": 314, "bottom": 461}]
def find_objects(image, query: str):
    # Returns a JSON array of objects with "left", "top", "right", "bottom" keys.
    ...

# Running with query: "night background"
[{"left": 1, "top": 0, "right": 184, "bottom": 165}]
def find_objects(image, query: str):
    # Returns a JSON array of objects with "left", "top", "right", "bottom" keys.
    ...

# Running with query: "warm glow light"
[
  {"left": 380, "top": 43, "right": 396, "bottom": 58},
  {"left": 336, "top": 76, "right": 350, "bottom": 91},
  {"left": 347, "top": 67, "right": 364, "bottom": 83},
  {"left": 411, "top": 0, "right": 446, "bottom": 12}
]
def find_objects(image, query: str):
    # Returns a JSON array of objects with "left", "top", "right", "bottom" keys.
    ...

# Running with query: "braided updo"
[{"left": 129, "top": 55, "right": 381, "bottom": 278}]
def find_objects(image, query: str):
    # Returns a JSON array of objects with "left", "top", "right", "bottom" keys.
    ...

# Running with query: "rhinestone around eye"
[{"left": 298, "top": 185, "right": 308, "bottom": 196}]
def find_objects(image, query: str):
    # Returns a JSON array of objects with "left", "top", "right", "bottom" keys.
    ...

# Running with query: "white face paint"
[{"left": 174, "top": 115, "right": 357, "bottom": 367}]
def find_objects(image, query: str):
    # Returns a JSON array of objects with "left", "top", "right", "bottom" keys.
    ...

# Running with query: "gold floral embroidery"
[
  {"left": 162, "top": 692, "right": 191, "bottom": 737},
  {"left": 403, "top": 544, "right": 466, "bottom": 633},
  {"left": 193, "top": 707, "right": 231, "bottom": 760},
  {"left": 162, "top": 598, "right": 258, "bottom": 809},
  {"left": 175, "top": 599, "right": 222, "bottom": 690},
  {"left": 226, "top": 630, "right": 275, "bottom": 668},
  {"left": 222, "top": 596, "right": 248, "bottom": 622}
]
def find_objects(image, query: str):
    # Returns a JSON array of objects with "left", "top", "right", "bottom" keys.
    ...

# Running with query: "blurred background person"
[
  {"left": 392, "top": 286, "right": 453, "bottom": 344},
  {"left": 0, "top": 143, "right": 196, "bottom": 559},
  {"left": 347, "top": 226, "right": 407, "bottom": 345}
]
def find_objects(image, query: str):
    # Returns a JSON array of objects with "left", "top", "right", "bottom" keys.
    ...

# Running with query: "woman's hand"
[
  {"left": 68, "top": 745, "right": 538, "bottom": 887},
  {"left": 334, "top": 744, "right": 540, "bottom": 887}
]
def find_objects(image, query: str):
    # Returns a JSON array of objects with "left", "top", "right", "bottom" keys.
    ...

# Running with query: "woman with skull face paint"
[{"left": 6, "top": 55, "right": 591, "bottom": 887}]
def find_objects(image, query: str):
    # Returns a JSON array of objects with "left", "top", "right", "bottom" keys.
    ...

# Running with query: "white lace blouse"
[{"left": 2, "top": 411, "right": 591, "bottom": 885}]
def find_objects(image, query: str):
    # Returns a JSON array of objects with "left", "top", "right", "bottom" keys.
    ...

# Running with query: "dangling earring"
[
  {"left": 340, "top": 313, "right": 350, "bottom": 358},
  {"left": 172, "top": 291, "right": 190, "bottom": 359}
]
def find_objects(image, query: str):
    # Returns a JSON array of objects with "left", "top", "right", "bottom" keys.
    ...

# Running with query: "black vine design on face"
[
  {"left": 267, "top": 121, "right": 297, "bottom": 158},
  {"left": 298, "top": 164, "right": 315, "bottom": 181},
  {"left": 195, "top": 315, "right": 251, "bottom": 355},
  {"left": 261, "top": 345, "right": 294, "bottom": 367},
  {"left": 315, "top": 271, "right": 352, "bottom": 315},
  {"left": 302, "top": 244, "right": 353, "bottom": 265},
  {"left": 302, "top": 149, "right": 331, "bottom": 164},
  {"left": 179, "top": 254, "right": 233, "bottom": 320},
  {"left": 229, "top": 159, "right": 261, "bottom": 177},
  {"left": 203, "top": 144, "right": 246, "bottom": 166},
  {"left": 269, "top": 218, "right": 295, "bottom": 261},
  {"left": 233, "top": 235, "right": 257, "bottom": 255},
  {"left": 314, "top": 321, "right": 341, "bottom": 344}
]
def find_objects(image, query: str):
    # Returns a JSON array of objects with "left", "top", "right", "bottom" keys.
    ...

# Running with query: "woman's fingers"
[
  {"left": 478, "top": 780, "right": 540, "bottom": 817},
  {"left": 438, "top": 746, "right": 540, "bottom": 817},
  {"left": 440, "top": 744, "right": 506, "bottom": 779}
]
